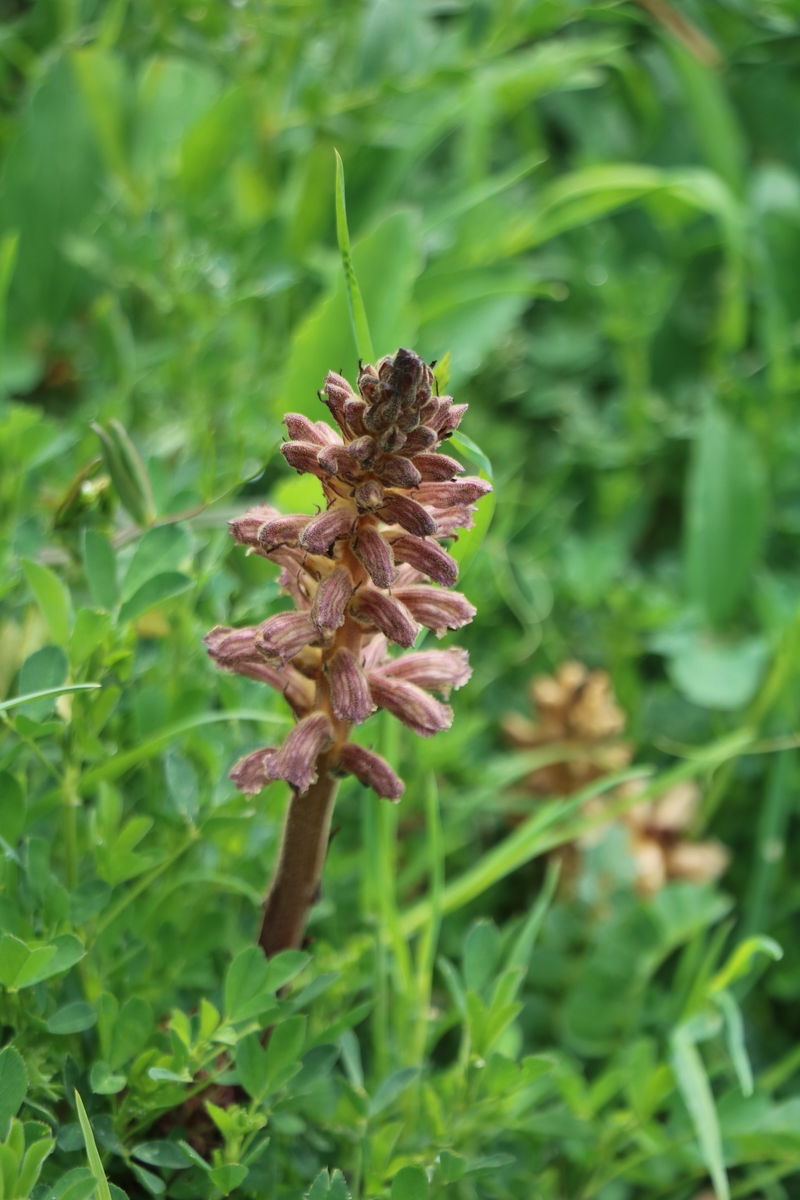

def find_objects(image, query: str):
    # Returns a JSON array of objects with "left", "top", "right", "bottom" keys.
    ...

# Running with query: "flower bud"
[
  {"left": 317, "top": 444, "right": 362, "bottom": 477},
  {"left": 375, "top": 455, "right": 422, "bottom": 489},
  {"left": 432, "top": 505, "right": 476, "bottom": 536},
  {"left": 322, "top": 371, "right": 357, "bottom": 427},
  {"left": 349, "top": 587, "right": 419, "bottom": 648},
  {"left": 399, "top": 426, "right": 437, "bottom": 455},
  {"left": 311, "top": 566, "right": 354, "bottom": 632},
  {"left": 255, "top": 611, "right": 316, "bottom": 663},
  {"left": 344, "top": 400, "right": 369, "bottom": 437},
  {"left": 353, "top": 480, "right": 384, "bottom": 512},
  {"left": 229, "top": 504, "right": 280, "bottom": 547},
  {"left": 352, "top": 525, "right": 396, "bottom": 589},
  {"left": 414, "top": 453, "right": 464, "bottom": 481},
  {"left": 390, "top": 535, "right": 458, "bottom": 587},
  {"left": 327, "top": 647, "right": 373, "bottom": 723},
  {"left": 271, "top": 713, "right": 334, "bottom": 792},
  {"left": 393, "top": 586, "right": 476, "bottom": 635},
  {"left": 436, "top": 403, "right": 468, "bottom": 436},
  {"left": 347, "top": 435, "right": 377, "bottom": 464},
  {"left": 368, "top": 674, "right": 453, "bottom": 738},
  {"left": 257, "top": 513, "right": 311, "bottom": 550},
  {"left": 415, "top": 477, "right": 492, "bottom": 507},
  {"left": 230, "top": 747, "right": 277, "bottom": 796},
  {"left": 284, "top": 413, "right": 330, "bottom": 445},
  {"left": 380, "top": 495, "right": 438, "bottom": 537},
  {"left": 373, "top": 647, "right": 471, "bottom": 695},
  {"left": 299, "top": 506, "right": 356, "bottom": 554},
  {"left": 281, "top": 441, "right": 328, "bottom": 477},
  {"left": 339, "top": 742, "right": 404, "bottom": 801},
  {"left": 204, "top": 624, "right": 260, "bottom": 667}
]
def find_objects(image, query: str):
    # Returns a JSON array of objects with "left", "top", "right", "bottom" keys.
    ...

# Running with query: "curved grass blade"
[
  {"left": 0, "top": 684, "right": 101, "bottom": 714},
  {"left": 334, "top": 149, "right": 374, "bottom": 363}
]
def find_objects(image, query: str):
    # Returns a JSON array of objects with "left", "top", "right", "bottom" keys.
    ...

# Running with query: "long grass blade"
[{"left": 334, "top": 149, "right": 375, "bottom": 363}]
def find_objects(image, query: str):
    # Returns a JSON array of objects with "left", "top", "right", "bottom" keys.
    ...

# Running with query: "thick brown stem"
[{"left": 258, "top": 759, "right": 340, "bottom": 956}]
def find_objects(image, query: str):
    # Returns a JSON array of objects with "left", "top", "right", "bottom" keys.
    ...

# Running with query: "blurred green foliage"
[{"left": 3, "top": 0, "right": 800, "bottom": 1196}]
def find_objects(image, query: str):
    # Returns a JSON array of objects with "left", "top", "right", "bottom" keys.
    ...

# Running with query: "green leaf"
[
  {"left": 118, "top": 573, "right": 192, "bottom": 625},
  {"left": 208, "top": 1165, "right": 247, "bottom": 1195},
  {"left": 70, "top": 609, "right": 110, "bottom": 667},
  {"left": 709, "top": 935, "right": 783, "bottom": 995},
  {"left": 685, "top": 407, "right": 767, "bottom": 628},
  {"left": 666, "top": 633, "right": 768, "bottom": 711},
  {"left": 335, "top": 149, "right": 374, "bottom": 362},
  {"left": 225, "top": 947, "right": 272, "bottom": 1023},
  {"left": 463, "top": 920, "right": 500, "bottom": 994},
  {"left": 73, "top": 1091, "right": 112, "bottom": 1200},
  {"left": 25, "top": 934, "right": 85, "bottom": 985},
  {"left": 46, "top": 1004, "right": 97, "bottom": 1036},
  {"left": 671, "top": 1029, "right": 729, "bottom": 1200},
  {"left": 369, "top": 1068, "right": 418, "bottom": 1118},
  {"left": 714, "top": 989, "right": 753, "bottom": 1097},
  {"left": 0, "top": 1048, "right": 27, "bottom": 1136},
  {"left": 130, "top": 1164, "right": 164, "bottom": 1195},
  {"left": 437, "top": 1151, "right": 467, "bottom": 1183},
  {"left": 91, "top": 420, "right": 155, "bottom": 528},
  {"left": 236, "top": 1034, "right": 267, "bottom": 1102},
  {"left": 83, "top": 530, "right": 118, "bottom": 610},
  {"left": 263, "top": 1015, "right": 306, "bottom": 1092},
  {"left": 121, "top": 525, "right": 191, "bottom": 601},
  {"left": 89, "top": 1063, "right": 126, "bottom": 1095},
  {"left": 21, "top": 561, "right": 70, "bottom": 647},
  {"left": 17, "top": 646, "right": 69, "bottom": 722},
  {"left": 109, "top": 997, "right": 154, "bottom": 1070},
  {"left": 264, "top": 950, "right": 309, "bottom": 994},
  {"left": 0, "top": 773, "right": 25, "bottom": 847},
  {"left": 17, "top": 1137, "right": 54, "bottom": 1197},
  {"left": 132, "top": 1143, "right": 191, "bottom": 1170},
  {"left": 391, "top": 1165, "right": 428, "bottom": 1200}
]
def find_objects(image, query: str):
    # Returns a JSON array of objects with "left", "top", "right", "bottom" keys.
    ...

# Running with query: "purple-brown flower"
[{"left": 205, "top": 347, "right": 490, "bottom": 799}]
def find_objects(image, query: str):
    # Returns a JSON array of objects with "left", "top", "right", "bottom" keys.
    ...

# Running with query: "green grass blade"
[
  {"left": 334, "top": 149, "right": 375, "bottom": 363},
  {"left": 670, "top": 1029, "right": 730, "bottom": 1200},
  {"left": 74, "top": 1090, "right": 113, "bottom": 1200},
  {"left": 0, "top": 684, "right": 101, "bottom": 714}
]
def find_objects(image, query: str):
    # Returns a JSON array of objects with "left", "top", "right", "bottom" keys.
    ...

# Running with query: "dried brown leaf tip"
[
  {"left": 206, "top": 348, "right": 489, "bottom": 802},
  {"left": 504, "top": 660, "right": 728, "bottom": 895}
]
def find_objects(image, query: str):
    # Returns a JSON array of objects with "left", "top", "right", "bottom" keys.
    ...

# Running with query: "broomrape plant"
[{"left": 205, "top": 349, "right": 491, "bottom": 955}]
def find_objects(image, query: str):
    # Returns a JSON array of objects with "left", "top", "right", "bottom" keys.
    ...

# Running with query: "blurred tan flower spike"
[{"left": 205, "top": 349, "right": 491, "bottom": 952}]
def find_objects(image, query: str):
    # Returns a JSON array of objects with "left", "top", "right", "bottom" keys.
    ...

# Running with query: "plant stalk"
[{"left": 258, "top": 755, "right": 340, "bottom": 956}]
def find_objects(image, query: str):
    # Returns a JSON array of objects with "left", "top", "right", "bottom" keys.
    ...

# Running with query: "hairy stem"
[{"left": 258, "top": 757, "right": 340, "bottom": 956}]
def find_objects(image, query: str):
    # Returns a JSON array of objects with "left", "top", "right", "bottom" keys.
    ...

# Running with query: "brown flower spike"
[{"left": 206, "top": 348, "right": 490, "bottom": 953}]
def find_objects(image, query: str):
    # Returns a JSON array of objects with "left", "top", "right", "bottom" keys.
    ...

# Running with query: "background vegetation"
[{"left": 2, "top": 0, "right": 800, "bottom": 1196}]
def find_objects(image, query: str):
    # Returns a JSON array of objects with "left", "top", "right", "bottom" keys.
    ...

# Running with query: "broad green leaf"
[
  {"left": 83, "top": 530, "right": 118, "bottom": 610},
  {"left": 391, "top": 1165, "right": 428, "bottom": 1200},
  {"left": 10, "top": 945, "right": 57, "bottom": 990},
  {"left": 709, "top": 935, "right": 783, "bottom": 995},
  {"left": 685, "top": 407, "right": 767, "bottom": 628},
  {"left": 463, "top": 919, "right": 500, "bottom": 994},
  {"left": 0, "top": 773, "right": 25, "bottom": 847},
  {"left": 24, "top": 934, "right": 85, "bottom": 985},
  {"left": 225, "top": 947, "right": 272, "bottom": 1023},
  {"left": 264, "top": 950, "right": 309, "bottom": 994},
  {"left": 0, "top": 1048, "right": 27, "bottom": 1136},
  {"left": 130, "top": 1163, "right": 164, "bottom": 1195},
  {"left": 70, "top": 609, "right": 110, "bottom": 667},
  {"left": 369, "top": 1068, "right": 418, "bottom": 1118},
  {"left": 73, "top": 1092, "right": 112, "bottom": 1200},
  {"left": 109, "top": 997, "right": 154, "bottom": 1070},
  {"left": 17, "top": 1137, "right": 55, "bottom": 1197},
  {"left": 208, "top": 1165, "right": 247, "bottom": 1195},
  {"left": 263, "top": 1015, "right": 306, "bottom": 1091},
  {"left": 671, "top": 1029, "right": 729, "bottom": 1200},
  {"left": 21, "top": 561, "right": 70, "bottom": 646},
  {"left": 89, "top": 1063, "right": 126, "bottom": 1095},
  {"left": 335, "top": 149, "right": 374, "bottom": 362},
  {"left": 237, "top": 1034, "right": 268, "bottom": 1101},
  {"left": 16, "top": 647, "right": 69, "bottom": 721},
  {"left": 121, "top": 525, "right": 191, "bottom": 601},
  {"left": 132, "top": 1143, "right": 191, "bottom": 1170},
  {"left": 46, "top": 1003, "right": 97, "bottom": 1036},
  {"left": 118, "top": 572, "right": 192, "bottom": 625},
  {"left": 667, "top": 634, "right": 768, "bottom": 711},
  {"left": 0, "top": 936, "right": 32, "bottom": 988}
]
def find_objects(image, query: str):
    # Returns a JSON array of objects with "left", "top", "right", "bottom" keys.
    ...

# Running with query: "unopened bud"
[
  {"left": 255, "top": 611, "right": 315, "bottom": 663},
  {"left": 399, "top": 426, "right": 437, "bottom": 455},
  {"left": 375, "top": 455, "right": 422, "bottom": 489},
  {"left": 327, "top": 647, "right": 373, "bottom": 723},
  {"left": 299, "top": 506, "right": 356, "bottom": 555},
  {"left": 415, "top": 478, "right": 492, "bottom": 507},
  {"left": 437, "top": 403, "right": 468, "bottom": 436},
  {"left": 352, "top": 525, "right": 396, "bottom": 589},
  {"left": 343, "top": 400, "right": 369, "bottom": 437},
  {"left": 353, "top": 480, "right": 384, "bottom": 512},
  {"left": 380, "top": 495, "right": 438, "bottom": 538},
  {"left": 204, "top": 624, "right": 260, "bottom": 667},
  {"left": 311, "top": 566, "right": 354, "bottom": 632},
  {"left": 257, "top": 513, "right": 311, "bottom": 551},
  {"left": 349, "top": 587, "right": 419, "bottom": 648},
  {"left": 271, "top": 713, "right": 334, "bottom": 793},
  {"left": 394, "top": 586, "right": 476, "bottom": 636},
  {"left": 339, "top": 742, "right": 404, "bottom": 801},
  {"left": 368, "top": 674, "right": 453, "bottom": 738},
  {"left": 373, "top": 647, "right": 471, "bottom": 696},
  {"left": 414, "top": 453, "right": 464, "bottom": 482},
  {"left": 281, "top": 441, "right": 328, "bottom": 478},
  {"left": 347, "top": 435, "right": 377, "bottom": 464},
  {"left": 317, "top": 444, "right": 362, "bottom": 476},
  {"left": 284, "top": 413, "right": 329, "bottom": 445},
  {"left": 229, "top": 504, "right": 280, "bottom": 547},
  {"left": 390, "top": 535, "right": 458, "bottom": 587}
]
